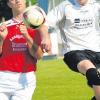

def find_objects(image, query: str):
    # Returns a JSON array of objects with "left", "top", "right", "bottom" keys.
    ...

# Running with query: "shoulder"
[
  {"left": 88, "top": 0, "right": 100, "bottom": 6},
  {"left": 0, "top": 19, "right": 13, "bottom": 27},
  {"left": 51, "top": 1, "right": 73, "bottom": 13},
  {"left": 5, "top": 19, "right": 17, "bottom": 27},
  {"left": 57, "top": 1, "right": 73, "bottom": 7},
  {"left": 88, "top": 1, "right": 100, "bottom": 10}
]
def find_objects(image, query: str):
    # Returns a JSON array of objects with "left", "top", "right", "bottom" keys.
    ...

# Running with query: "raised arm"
[
  {"left": 19, "top": 25, "right": 43, "bottom": 59},
  {"left": 39, "top": 24, "right": 51, "bottom": 53},
  {"left": 0, "top": 23, "right": 8, "bottom": 55},
  {"left": 38, "top": 2, "right": 66, "bottom": 53}
]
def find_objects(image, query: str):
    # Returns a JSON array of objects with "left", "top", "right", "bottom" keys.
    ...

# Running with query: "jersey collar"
[{"left": 12, "top": 18, "right": 23, "bottom": 24}]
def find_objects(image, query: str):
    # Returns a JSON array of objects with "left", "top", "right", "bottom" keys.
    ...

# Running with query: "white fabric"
[
  {"left": 0, "top": 71, "right": 36, "bottom": 100},
  {"left": 46, "top": 0, "right": 100, "bottom": 53}
]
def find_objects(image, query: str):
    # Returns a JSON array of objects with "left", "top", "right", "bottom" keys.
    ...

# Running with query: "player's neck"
[{"left": 13, "top": 14, "right": 23, "bottom": 22}]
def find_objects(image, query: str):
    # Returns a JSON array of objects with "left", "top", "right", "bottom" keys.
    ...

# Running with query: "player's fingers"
[
  {"left": 19, "top": 24, "right": 27, "bottom": 29},
  {"left": 19, "top": 25, "right": 27, "bottom": 31},
  {"left": 45, "top": 45, "right": 51, "bottom": 52},
  {"left": 21, "top": 22, "right": 25, "bottom": 25},
  {"left": 0, "top": 24, "right": 6, "bottom": 32},
  {"left": 16, "top": 24, "right": 25, "bottom": 29},
  {"left": 41, "top": 44, "right": 45, "bottom": 52},
  {"left": 19, "top": 25, "right": 28, "bottom": 36},
  {"left": 16, "top": 25, "right": 20, "bottom": 29},
  {"left": 41, "top": 43, "right": 51, "bottom": 53}
]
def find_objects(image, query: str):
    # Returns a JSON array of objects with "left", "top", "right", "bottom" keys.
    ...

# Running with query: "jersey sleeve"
[
  {"left": 94, "top": 2, "right": 100, "bottom": 11},
  {"left": 97, "top": 3, "right": 100, "bottom": 11},
  {"left": 45, "top": 1, "right": 66, "bottom": 28}
]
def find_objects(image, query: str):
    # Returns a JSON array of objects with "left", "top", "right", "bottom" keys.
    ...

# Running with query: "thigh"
[
  {"left": 95, "top": 52, "right": 100, "bottom": 69},
  {"left": 0, "top": 93, "right": 10, "bottom": 100},
  {"left": 63, "top": 50, "right": 88, "bottom": 72},
  {"left": 11, "top": 85, "right": 36, "bottom": 100}
]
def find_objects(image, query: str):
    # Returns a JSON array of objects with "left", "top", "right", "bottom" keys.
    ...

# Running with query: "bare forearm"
[
  {"left": 24, "top": 34, "right": 43, "bottom": 59},
  {"left": 0, "top": 38, "right": 3, "bottom": 55},
  {"left": 39, "top": 25, "right": 51, "bottom": 52},
  {"left": 39, "top": 25, "right": 49, "bottom": 39},
  {"left": 0, "top": 47, "right": 2, "bottom": 55},
  {"left": 28, "top": 41, "right": 43, "bottom": 59},
  {"left": 31, "top": 45, "right": 43, "bottom": 59},
  {"left": 19, "top": 25, "right": 43, "bottom": 59}
]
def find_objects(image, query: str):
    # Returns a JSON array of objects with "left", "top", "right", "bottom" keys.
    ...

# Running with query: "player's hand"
[
  {"left": 0, "top": 23, "right": 8, "bottom": 40},
  {"left": 19, "top": 24, "right": 28, "bottom": 36},
  {"left": 41, "top": 35, "right": 52, "bottom": 53}
]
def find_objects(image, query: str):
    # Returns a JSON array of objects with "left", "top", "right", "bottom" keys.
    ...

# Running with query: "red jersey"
[{"left": 0, "top": 19, "right": 41, "bottom": 73}]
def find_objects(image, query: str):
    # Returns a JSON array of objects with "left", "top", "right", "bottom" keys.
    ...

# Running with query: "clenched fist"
[{"left": 0, "top": 23, "right": 8, "bottom": 40}]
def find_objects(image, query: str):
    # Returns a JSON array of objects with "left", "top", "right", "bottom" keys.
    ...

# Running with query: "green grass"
[{"left": 32, "top": 59, "right": 93, "bottom": 100}]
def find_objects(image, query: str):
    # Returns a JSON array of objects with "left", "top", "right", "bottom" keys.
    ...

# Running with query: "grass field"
[{"left": 32, "top": 58, "right": 93, "bottom": 100}]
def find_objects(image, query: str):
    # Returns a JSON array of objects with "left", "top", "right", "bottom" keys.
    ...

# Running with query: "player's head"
[{"left": 7, "top": 0, "right": 27, "bottom": 13}]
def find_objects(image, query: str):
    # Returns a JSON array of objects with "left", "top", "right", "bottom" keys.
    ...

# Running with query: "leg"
[
  {"left": 77, "top": 60, "right": 100, "bottom": 100},
  {"left": 0, "top": 92, "right": 10, "bottom": 100},
  {"left": 93, "top": 86, "right": 100, "bottom": 100},
  {"left": 10, "top": 71, "right": 36, "bottom": 100},
  {"left": 11, "top": 85, "right": 36, "bottom": 100},
  {"left": 64, "top": 50, "right": 100, "bottom": 100}
]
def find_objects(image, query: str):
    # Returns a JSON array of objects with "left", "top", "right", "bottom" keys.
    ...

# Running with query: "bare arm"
[
  {"left": 19, "top": 25, "right": 43, "bottom": 59},
  {"left": 39, "top": 24, "right": 51, "bottom": 53},
  {"left": 0, "top": 23, "right": 8, "bottom": 55},
  {"left": 38, "top": 2, "right": 67, "bottom": 53},
  {"left": 0, "top": 38, "right": 3, "bottom": 55},
  {"left": 23, "top": 33, "right": 43, "bottom": 59}
]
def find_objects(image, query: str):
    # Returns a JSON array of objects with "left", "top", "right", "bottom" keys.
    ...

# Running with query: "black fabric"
[
  {"left": 63, "top": 50, "right": 100, "bottom": 72},
  {"left": 86, "top": 68, "right": 100, "bottom": 86},
  {"left": 91, "top": 96, "right": 96, "bottom": 100}
]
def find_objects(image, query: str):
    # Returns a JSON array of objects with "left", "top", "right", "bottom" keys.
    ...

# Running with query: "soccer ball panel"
[{"left": 23, "top": 6, "right": 46, "bottom": 29}]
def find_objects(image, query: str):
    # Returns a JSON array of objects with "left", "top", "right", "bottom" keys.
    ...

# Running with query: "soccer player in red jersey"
[{"left": 0, "top": 0, "right": 50, "bottom": 100}]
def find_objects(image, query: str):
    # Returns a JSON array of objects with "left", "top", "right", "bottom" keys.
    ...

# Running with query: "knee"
[{"left": 86, "top": 68, "right": 100, "bottom": 86}]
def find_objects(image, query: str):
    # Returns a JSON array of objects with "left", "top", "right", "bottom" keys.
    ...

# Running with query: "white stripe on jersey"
[{"left": 3, "top": 18, "right": 23, "bottom": 27}]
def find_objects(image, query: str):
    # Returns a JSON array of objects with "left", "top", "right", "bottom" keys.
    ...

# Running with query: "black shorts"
[{"left": 63, "top": 50, "right": 100, "bottom": 72}]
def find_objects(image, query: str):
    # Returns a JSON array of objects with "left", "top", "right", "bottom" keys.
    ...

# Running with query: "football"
[{"left": 23, "top": 5, "right": 46, "bottom": 29}]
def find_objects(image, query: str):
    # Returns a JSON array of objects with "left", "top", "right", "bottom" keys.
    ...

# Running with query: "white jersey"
[{"left": 46, "top": 0, "right": 100, "bottom": 53}]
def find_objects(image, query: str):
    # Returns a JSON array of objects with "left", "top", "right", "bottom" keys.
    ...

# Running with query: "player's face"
[
  {"left": 77, "top": 0, "right": 88, "bottom": 5},
  {"left": 7, "top": 0, "right": 26, "bottom": 13}
]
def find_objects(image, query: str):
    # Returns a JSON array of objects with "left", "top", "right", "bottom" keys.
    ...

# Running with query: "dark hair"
[{"left": 0, "top": 0, "right": 12, "bottom": 21}]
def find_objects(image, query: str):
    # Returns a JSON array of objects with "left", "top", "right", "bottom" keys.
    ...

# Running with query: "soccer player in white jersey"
[
  {"left": 42, "top": 0, "right": 100, "bottom": 100},
  {"left": 0, "top": 0, "right": 51, "bottom": 100}
]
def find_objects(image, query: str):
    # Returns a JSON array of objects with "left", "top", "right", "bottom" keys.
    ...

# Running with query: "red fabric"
[{"left": 0, "top": 19, "right": 41, "bottom": 73}]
